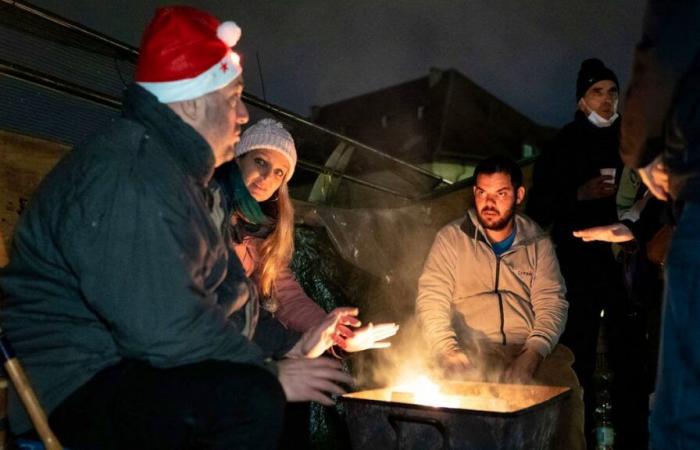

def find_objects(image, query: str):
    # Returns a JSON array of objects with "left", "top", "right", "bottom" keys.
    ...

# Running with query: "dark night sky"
[{"left": 31, "top": 0, "right": 646, "bottom": 127}]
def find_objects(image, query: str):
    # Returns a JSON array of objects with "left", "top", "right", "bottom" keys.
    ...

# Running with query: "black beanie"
[{"left": 576, "top": 58, "right": 619, "bottom": 100}]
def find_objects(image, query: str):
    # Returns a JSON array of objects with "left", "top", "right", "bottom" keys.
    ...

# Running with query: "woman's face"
[{"left": 237, "top": 148, "right": 291, "bottom": 201}]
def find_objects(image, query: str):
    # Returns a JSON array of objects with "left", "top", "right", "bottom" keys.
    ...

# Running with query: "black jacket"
[{"left": 527, "top": 111, "right": 623, "bottom": 290}]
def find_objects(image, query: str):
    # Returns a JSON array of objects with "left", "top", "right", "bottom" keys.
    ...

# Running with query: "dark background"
[{"left": 30, "top": 0, "right": 645, "bottom": 127}]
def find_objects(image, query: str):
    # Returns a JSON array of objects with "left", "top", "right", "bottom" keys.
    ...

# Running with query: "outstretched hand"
[
  {"left": 342, "top": 322, "right": 399, "bottom": 353},
  {"left": 287, "top": 307, "right": 361, "bottom": 359},
  {"left": 573, "top": 223, "right": 634, "bottom": 243},
  {"left": 277, "top": 357, "right": 354, "bottom": 406}
]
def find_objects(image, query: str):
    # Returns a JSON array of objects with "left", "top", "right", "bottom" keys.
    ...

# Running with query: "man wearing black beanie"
[
  {"left": 527, "top": 58, "right": 643, "bottom": 449},
  {"left": 575, "top": 58, "right": 620, "bottom": 127}
]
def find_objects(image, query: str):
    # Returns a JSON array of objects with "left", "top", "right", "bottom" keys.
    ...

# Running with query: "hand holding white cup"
[{"left": 599, "top": 167, "right": 616, "bottom": 184}]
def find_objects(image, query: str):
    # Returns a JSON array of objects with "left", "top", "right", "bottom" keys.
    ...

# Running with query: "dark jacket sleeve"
[
  {"left": 620, "top": 1, "right": 700, "bottom": 168},
  {"left": 622, "top": 197, "right": 667, "bottom": 246},
  {"left": 274, "top": 266, "right": 327, "bottom": 334},
  {"left": 62, "top": 166, "right": 270, "bottom": 371},
  {"left": 251, "top": 309, "right": 301, "bottom": 359}
]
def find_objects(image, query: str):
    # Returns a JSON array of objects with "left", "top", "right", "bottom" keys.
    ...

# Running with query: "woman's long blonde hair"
[{"left": 257, "top": 181, "right": 295, "bottom": 299}]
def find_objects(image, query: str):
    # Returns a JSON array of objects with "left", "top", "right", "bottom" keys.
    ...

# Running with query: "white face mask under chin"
[
  {"left": 582, "top": 99, "right": 619, "bottom": 128},
  {"left": 587, "top": 110, "right": 619, "bottom": 127}
]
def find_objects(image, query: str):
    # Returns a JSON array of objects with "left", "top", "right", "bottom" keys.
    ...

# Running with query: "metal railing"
[{"left": 1, "top": 0, "right": 452, "bottom": 202}]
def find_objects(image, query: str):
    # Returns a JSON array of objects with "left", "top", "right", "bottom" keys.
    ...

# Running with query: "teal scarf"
[{"left": 227, "top": 163, "right": 272, "bottom": 225}]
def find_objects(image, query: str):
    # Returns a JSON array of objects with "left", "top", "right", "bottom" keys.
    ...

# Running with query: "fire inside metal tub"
[{"left": 341, "top": 377, "right": 570, "bottom": 450}]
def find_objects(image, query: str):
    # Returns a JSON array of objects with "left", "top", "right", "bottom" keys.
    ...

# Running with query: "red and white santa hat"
[{"left": 136, "top": 6, "right": 243, "bottom": 103}]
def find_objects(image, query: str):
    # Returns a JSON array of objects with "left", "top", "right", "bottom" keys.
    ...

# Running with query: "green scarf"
[{"left": 226, "top": 163, "right": 270, "bottom": 226}]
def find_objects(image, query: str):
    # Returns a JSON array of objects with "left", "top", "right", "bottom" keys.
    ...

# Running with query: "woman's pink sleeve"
[{"left": 274, "top": 267, "right": 327, "bottom": 333}]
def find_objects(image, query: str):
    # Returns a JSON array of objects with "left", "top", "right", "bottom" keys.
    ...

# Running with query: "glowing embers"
[
  {"left": 391, "top": 376, "right": 510, "bottom": 411},
  {"left": 344, "top": 378, "right": 569, "bottom": 413},
  {"left": 392, "top": 375, "right": 455, "bottom": 407}
]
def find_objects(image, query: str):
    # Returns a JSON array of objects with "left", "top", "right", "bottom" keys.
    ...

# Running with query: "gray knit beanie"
[{"left": 235, "top": 118, "right": 297, "bottom": 180}]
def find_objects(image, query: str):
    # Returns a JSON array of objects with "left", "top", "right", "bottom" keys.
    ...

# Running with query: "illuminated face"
[
  {"left": 237, "top": 148, "right": 291, "bottom": 201},
  {"left": 201, "top": 76, "right": 249, "bottom": 167},
  {"left": 473, "top": 172, "right": 524, "bottom": 231},
  {"left": 581, "top": 80, "right": 619, "bottom": 120}
]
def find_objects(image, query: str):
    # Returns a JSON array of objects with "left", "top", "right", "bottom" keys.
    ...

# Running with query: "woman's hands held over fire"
[
  {"left": 286, "top": 307, "right": 361, "bottom": 359},
  {"left": 279, "top": 308, "right": 399, "bottom": 406},
  {"left": 342, "top": 322, "right": 399, "bottom": 352},
  {"left": 286, "top": 308, "right": 399, "bottom": 358}
]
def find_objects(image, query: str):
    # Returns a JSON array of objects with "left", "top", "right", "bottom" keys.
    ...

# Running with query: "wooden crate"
[{"left": 0, "top": 130, "right": 69, "bottom": 267}]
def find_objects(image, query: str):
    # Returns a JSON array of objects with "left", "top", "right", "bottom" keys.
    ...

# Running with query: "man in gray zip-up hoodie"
[{"left": 416, "top": 156, "right": 583, "bottom": 449}]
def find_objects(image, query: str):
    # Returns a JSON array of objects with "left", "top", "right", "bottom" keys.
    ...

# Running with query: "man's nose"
[{"left": 237, "top": 100, "right": 249, "bottom": 124}]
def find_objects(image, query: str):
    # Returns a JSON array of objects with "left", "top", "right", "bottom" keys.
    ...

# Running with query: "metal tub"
[{"left": 341, "top": 380, "right": 570, "bottom": 450}]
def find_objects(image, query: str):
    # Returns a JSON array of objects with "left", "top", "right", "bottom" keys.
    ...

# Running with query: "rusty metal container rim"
[{"left": 340, "top": 386, "right": 571, "bottom": 419}]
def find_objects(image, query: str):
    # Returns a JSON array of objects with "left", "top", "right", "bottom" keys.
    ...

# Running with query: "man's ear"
[
  {"left": 516, "top": 186, "right": 525, "bottom": 205},
  {"left": 180, "top": 98, "right": 203, "bottom": 122},
  {"left": 577, "top": 98, "right": 590, "bottom": 114},
  {"left": 168, "top": 97, "right": 205, "bottom": 127}
]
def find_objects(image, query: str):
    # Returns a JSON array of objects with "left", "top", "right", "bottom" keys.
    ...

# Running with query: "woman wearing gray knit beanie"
[{"left": 215, "top": 118, "right": 399, "bottom": 354}]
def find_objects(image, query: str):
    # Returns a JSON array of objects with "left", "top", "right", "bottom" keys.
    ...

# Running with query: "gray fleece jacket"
[{"left": 416, "top": 209, "right": 568, "bottom": 358}]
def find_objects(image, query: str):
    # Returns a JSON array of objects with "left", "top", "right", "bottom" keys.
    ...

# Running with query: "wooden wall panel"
[{"left": 0, "top": 130, "right": 69, "bottom": 267}]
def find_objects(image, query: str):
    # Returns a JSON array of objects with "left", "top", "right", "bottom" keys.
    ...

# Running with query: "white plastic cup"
[{"left": 600, "top": 168, "right": 616, "bottom": 184}]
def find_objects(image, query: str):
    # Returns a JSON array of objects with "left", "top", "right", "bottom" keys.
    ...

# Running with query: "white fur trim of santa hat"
[{"left": 138, "top": 51, "right": 241, "bottom": 104}]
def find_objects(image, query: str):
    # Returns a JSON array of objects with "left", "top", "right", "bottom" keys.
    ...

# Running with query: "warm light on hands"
[
  {"left": 342, "top": 322, "right": 399, "bottom": 353},
  {"left": 287, "top": 307, "right": 361, "bottom": 359}
]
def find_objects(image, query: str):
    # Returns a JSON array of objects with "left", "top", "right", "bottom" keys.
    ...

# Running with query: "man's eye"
[
  {"left": 274, "top": 169, "right": 285, "bottom": 178},
  {"left": 255, "top": 158, "right": 266, "bottom": 167}
]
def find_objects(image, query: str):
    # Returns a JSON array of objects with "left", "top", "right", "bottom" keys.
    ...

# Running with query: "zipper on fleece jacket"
[{"left": 494, "top": 256, "right": 507, "bottom": 345}]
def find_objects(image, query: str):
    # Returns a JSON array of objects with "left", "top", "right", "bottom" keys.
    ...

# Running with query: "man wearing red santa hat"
[{"left": 0, "top": 6, "right": 354, "bottom": 449}]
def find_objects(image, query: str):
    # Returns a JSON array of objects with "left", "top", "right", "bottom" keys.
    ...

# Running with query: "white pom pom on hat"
[
  {"left": 236, "top": 119, "right": 298, "bottom": 181},
  {"left": 217, "top": 21, "right": 241, "bottom": 47}
]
